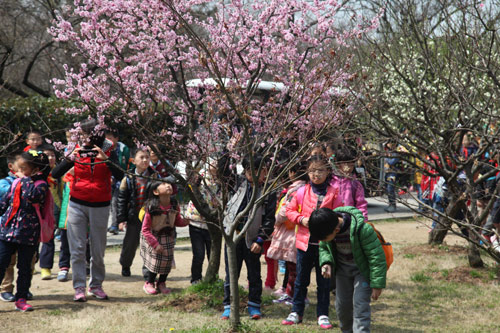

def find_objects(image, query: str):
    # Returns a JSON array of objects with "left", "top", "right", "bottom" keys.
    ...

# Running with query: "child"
[
  {"left": 0, "top": 150, "right": 51, "bottom": 312},
  {"left": 330, "top": 147, "right": 368, "bottom": 221},
  {"left": 0, "top": 152, "right": 23, "bottom": 302},
  {"left": 38, "top": 144, "right": 64, "bottom": 280},
  {"left": 140, "top": 177, "right": 187, "bottom": 295},
  {"left": 282, "top": 154, "right": 339, "bottom": 329},
  {"left": 56, "top": 170, "right": 73, "bottom": 282},
  {"left": 24, "top": 130, "right": 44, "bottom": 152},
  {"left": 268, "top": 161, "right": 308, "bottom": 305},
  {"left": 310, "top": 207, "right": 387, "bottom": 332},
  {"left": 220, "top": 155, "right": 277, "bottom": 320},
  {"left": 117, "top": 148, "right": 157, "bottom": 277}
]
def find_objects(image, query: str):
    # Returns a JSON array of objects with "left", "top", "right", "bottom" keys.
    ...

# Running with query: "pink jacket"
[
  {"left": 330, "top": 174, "right": 369, "bottom": 221},
  {"left": 286, "top": 183, "right": 339, "bottom": 251}
]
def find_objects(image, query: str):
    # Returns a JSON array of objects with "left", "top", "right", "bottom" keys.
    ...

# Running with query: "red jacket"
[{"left": 71, "top": 151, "right": 112, "bottom": 204}]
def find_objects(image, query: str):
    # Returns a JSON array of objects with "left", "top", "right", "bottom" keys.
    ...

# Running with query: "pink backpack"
[{"left": 9, "top": 178, "right": 55, "bottom": 243}]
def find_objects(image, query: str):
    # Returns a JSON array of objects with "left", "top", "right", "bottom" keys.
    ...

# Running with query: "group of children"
[{"left": 0, "top": 127, "right": 387, "bottom": 332}]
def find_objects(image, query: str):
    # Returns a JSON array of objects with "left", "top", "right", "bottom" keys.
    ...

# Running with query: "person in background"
[{"left": 24, "top": 130, "right": 43, "bottom": 152}]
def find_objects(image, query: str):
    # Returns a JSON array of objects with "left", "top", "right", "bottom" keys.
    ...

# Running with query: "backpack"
[
  {"left": 9, "top": 178, "right": 55, "bottom": 243},
  {"left": 334, "top": 206, "right": 393, "bottom": 270}
]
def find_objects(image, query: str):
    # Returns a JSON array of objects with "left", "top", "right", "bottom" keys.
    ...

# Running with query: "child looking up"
[
  {"left": 117, "top": 148, "right": 157, "bottom": 277},
  {"left": 140, "top": 177, "right": 187, "bottom": 295},
  {"left": 0, "top": 150, "right": 51, "bottom": 312},
  {"left": 310, "top": 207, "right": 387, "bottom": 332}
]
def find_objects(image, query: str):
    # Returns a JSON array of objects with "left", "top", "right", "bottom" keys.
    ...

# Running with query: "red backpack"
[{"left": 8, "top": 178, "right": 55, "bottom": 243}]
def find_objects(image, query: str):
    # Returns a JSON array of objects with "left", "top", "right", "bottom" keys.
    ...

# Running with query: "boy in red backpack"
[{"left": 0, "top": 150, "right": 52, "bottom": 312}]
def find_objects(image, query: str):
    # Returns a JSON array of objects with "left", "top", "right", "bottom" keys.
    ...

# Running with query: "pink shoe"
[
  {"left": 143, "top": 282, "right": 158, "bottom": 295},
  {"left": 156, "top": 282, "right": 171, "bottom": 295},
  {"left": 88, "top": 286, "right": 109, "bottom": 300},
  {"left": 273, "top": 287, "right": 286, "bottom": 297},
  {"left": 73, "top": 286, "right": 87, "bottom": 302},
  {"left": 15, "top": 298, "right": 33, "bottom": 312}
]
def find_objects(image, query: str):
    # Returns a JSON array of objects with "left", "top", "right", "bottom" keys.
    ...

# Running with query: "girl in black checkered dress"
[{"left": 140, "top": 178, "right": 187, "bottom": 295}]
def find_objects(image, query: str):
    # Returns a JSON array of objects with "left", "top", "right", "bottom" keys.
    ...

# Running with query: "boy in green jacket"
[{"left": 310, "top": 206, "right": 386, "bottom": 333}]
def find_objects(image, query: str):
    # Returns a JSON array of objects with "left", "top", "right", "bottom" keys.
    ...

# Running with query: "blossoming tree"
[{"left": 51, "top": 0, "right": 376, "bottom": 326}]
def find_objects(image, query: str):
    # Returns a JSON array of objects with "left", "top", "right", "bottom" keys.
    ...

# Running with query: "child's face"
[
  {"left": 105, "top": 133, "right": 119, "bottom": 146},
  {"left": 43, "top": 150, "right": 57, "bottom": 169},
  {"left": 336, "top": 161, "right": 355, "bottom": 176},
  {"left": 26, "top": 133, "right": 42, "bottom": 149},
  {"left": 18, "top": 158, "right": 37, "bottom": 177},
  {"left": 154, "top": 182, "right": 173, "bottom": 196},
  {"left": 66, "top": 130, "right": 77, "bottom": 144},
  {"left": 288, "top": 169, "right": 297, "bottom": 181},
  {"left": 149, "top": 147, "right": 159, "bottom": 163},
  {"left": 322, "top": 224, "right": 342, "bottom": 242},
  {"left": 134, "top": 151, "right": 150, "bottom": 172},
  {"left": 326, "top": 146, "right": 334, "bottom": 159},
  {"left": 245, "top": 167, "right": 267, "bottom": 184},
  {"left": 307, "top": 161, "right": 329, "bottom": 185},
  {"left": 8, "top": 157, "right": 21, "bottom": 174}
]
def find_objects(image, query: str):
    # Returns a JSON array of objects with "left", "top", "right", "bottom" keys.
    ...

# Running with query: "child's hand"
[
  {"left": 119, "top": 222, "right": 127, "bottom": 231},
  {"left": 371, "top": 288, "right": 382, "bottom": 301},
  {"left": 321, "top": 264, "right": 331, "bottom": 278},
  {"left": 154, "top": 244, "right": 164, "bottom": 253},
  {"left": 250, "top": 242, "right": 262, "bottom": 254},
  {"left": 300, "top": 217, "right": 309, "bottom": 228}
]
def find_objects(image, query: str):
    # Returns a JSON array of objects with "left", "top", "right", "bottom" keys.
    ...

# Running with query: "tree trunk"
[
  {"left": 204, "top": 220, "right": 222, "bottom": 283},
  {"left": 467, "top": 242, "right": 484, "bottom": 268},
  {"left": 428, "top": 197, "right": 465, "bottom": 244},
  {"left": 226, "top": 239, "right": 241, "bottom": 329}
]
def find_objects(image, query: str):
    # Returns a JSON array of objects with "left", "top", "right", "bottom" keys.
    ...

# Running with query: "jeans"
[
  {"left": 0, "top": 240, "right": 37, "bottom": 300},
  {"left": 119, "top": 217, "right": 141, "bottom": 269},
  {"left": 40, "top": 237, "right": 55, "bottom": 269},
  {"left": 386, "top": 173, "right": 396, "bottom": 205},
  {"left": 189, "top": 224, "right": 211, "bottom": 283},
  {"left": 292, "top": 245, "right": 330, "bottom": 317},
  {"left": 58, "top": 229, "right": 71, "bottom": 269},
  {"left": 223, "top": 239, "right": 262, "bottom": 307}
]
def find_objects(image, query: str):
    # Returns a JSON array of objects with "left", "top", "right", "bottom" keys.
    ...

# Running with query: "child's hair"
[
  {"left": 105, "top": 128, "right": 119, "bottom": 138},
  {"left": 7, "top": 151, "right": 23, "bottom": 165},
  {"left": 25, "top": 129, "right": 43, "bottom": 139},
  {"left": 242, "top": 154, "right": 269, "bottom": 171},
  {"left": 144, "top": 176, "right": 177, "bottom": 216},
  {"left": 289, "top": 160, "right": 309, "bottom": 181},
  {"left": 334, "top": 147, "right": 357, "bottom": 163},
  {"left": 309, "top": 208, "right": 339, "bottom": 241},
  {"left": 309, "top": 142, "right": 326, "bottom": 156},
  {"left": 39, "top": 143, "right": 57, "bottom": 155},
  {"left": 307, "top": 154, "right": 331, "bottom": 170},
  {"left": 130, "top": 147, "right": 150, "bottom": 158},
  {"left": 21, "top": 150, "right": 50, "bottom": 176}
]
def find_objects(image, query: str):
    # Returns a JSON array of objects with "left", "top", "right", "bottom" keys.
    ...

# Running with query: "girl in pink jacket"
[
  {"left": 282, "top": 154, "right": 339, "bottom": 329},
  {"left": 330, "top": 147, "right": 369, "bottom": 221}
]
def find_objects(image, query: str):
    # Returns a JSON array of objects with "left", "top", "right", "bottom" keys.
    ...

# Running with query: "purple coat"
[{"left": 330, "top": 174, "right": 368, "bottom": 221}]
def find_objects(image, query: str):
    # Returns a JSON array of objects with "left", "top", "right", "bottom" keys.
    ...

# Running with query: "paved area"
[{"left": 102, "top": 194, "right": 420, "bottom": 247}]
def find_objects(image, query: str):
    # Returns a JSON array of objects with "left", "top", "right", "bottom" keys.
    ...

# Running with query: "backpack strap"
[{"left": 296, "top": 185, "right": 305, "bottom": 212}]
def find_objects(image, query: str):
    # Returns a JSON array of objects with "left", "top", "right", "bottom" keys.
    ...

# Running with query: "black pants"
[
  {"left": 58, "top": 229, "right": 71, "bottom": 269},
  {"left": 39, "top": 237, "right": 55, "bottom": 269},
  {"left": 0, "top": 240, "right": 37, "bottom": 301},
  {"left": 223, "top": 239, "right": 262, "bottom": 306},
  {"left": 119, "top": 218, "right": 141, "bottom": 269},
  {"left": 189, "top": 224, "right": 211, "bottom": 283},
  {"left": 145, "top": 270, "right": 168, "bottom": 283}
]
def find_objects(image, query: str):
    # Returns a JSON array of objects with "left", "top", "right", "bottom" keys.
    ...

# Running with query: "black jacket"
[{"left": 116, "top": 167, "right": 158, "bottom": 223}]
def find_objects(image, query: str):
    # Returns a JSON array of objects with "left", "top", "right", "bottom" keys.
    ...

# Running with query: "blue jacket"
[
  {"left": 0, "top": 173, "right": 15, "bottom": 199},
  {"left": 0, "top": 177, "right": 48, "bottom": 245}
]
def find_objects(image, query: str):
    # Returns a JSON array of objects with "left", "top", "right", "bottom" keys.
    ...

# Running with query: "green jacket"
[{"left": 319, "top": 206, "right": 387, "bottom": 289}]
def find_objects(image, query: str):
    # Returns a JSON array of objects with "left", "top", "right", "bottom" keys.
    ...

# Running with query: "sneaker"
[
  {"left": 73, "top": 287, "right": 87, "bottom": 302},
  {"left": 248, "top": 305, "right": 262, "bottom": 320},
  {"left": 0, "top": 292, "right": 15, "bottom": 302},
  {"left": 282, "top": 312, "right": 302, "bottom": 325},
  {"left": 272, "top": 287, "right": 286, "bottom": 298},
  {"left": 57, "top": 269, "right": 69, "bottom": 282},
  {"left": 191, "top": 279, "right": 202, "bottom": 285},
  {"left": 88, "top": 286, "right": 109, "bottom": 300},
  {"left": 26, "top": 291, "right": 33, "bottom": 300},
  {"left": 41, "top": 268, "right": 52, "bottom": 280},
  {"left": 121, "top": 267, "right": 131, "bottom": 277},
  {"left": 143, "top": 282, "right": 158, "bottom": 295},
  {"left": 14, "top": 298, "right": 33, "bottom": 312},
  {"left": 318, "top": 315, "right": 333, "bottom": 329},
  {"left": 156, "top": 282, "right": 171, "bottom": 295},
  {"left": 108, "top": 226, "right": 119, "bottom": 235},
  {"left": 220, "top": 305, "right": 230, "bottom": 320},
  {"left": 384, "top": 205, "right": 396, "bottom": 213},
  {"left": 273, "top": 294, "right": 293, "bottom": 304}
]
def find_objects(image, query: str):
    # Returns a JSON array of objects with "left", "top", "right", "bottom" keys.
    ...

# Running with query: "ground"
[{"left": 1, "top": 219, "right": 499, "bottom": 332}]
